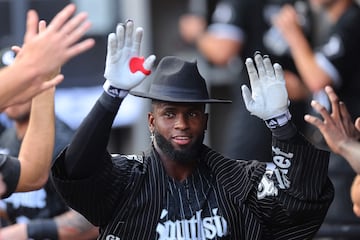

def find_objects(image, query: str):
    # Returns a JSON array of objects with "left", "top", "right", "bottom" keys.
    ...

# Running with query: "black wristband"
[
  {"left": 271, "top": 121, "right": 298, "bottom": 140},
  {"left": 27, "top": 219, "right": 58, "bottom": 240}
]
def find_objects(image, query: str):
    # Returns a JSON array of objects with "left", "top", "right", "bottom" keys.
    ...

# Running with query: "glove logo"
[
  {"left": 129, "top": 57, "right": 151, "bottom": 75},
  {"left": 108, "top": 85, "right": 121, "bottom": 96},
  {"left": 266, "top": 118, "right": 279, "bottom": 128}
]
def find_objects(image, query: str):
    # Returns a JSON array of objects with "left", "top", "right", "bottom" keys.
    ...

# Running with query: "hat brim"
[{"left": 130, "top": 91, "right": 232, "bottom": 103}]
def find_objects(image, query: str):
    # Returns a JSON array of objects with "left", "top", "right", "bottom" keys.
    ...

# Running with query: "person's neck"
[
  {"left": 14, "top": 121, "right": 29, "bottom": 140},
  {"left": 327, "top": 0, "right": 352, "bottom": 22},
  {"left": 154, "top": 144, "right": 197, "bottom": 182}
]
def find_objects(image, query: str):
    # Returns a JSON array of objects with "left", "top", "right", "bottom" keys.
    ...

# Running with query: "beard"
[{"left": 154, "top": 131, "right": 204, "bottom": 165}]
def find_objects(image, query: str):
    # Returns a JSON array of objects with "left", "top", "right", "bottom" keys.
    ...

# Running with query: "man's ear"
[{"left": 148, "top": 112, "right": 154, "bottom": 131}]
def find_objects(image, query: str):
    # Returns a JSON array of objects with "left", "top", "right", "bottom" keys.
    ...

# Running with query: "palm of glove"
[
  {"left": 104, "top": 21, "right": 155, "bottom": 90},
  {"left": 241, "top": 53, "right": 289, "bottom": 120}
]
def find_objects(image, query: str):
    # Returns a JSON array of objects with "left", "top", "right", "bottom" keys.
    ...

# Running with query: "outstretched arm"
[
  {"left": 61, "top": 20, "right": 156, "bottom": 178},
  {"left": 0, "top": 3, "right": 94, "bottom": 111},
  {"left": 51, "top": 20, "right": 155, "bottom": 226},
  {"left": 16, "top": 87, "right": 55, "bottom": 192},
  {"left": 273, "top": 4, "right": 332, "bottom": 93},
  {"left": 11, "top": 20, "right": 58, "bottom": 192},
  {"left": 243, "top": 53, "right": 333, "bottom": 238}
]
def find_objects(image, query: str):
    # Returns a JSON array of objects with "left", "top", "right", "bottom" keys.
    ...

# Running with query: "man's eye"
[
  {"left": 189, "top": 112, "right": 198, "bottom": 117},
  {"left": 165, "top": 112, "right": 175, "bottom": 118}
]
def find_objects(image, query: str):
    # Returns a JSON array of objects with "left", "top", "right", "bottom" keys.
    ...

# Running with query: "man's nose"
[{"left": 174, "top": 114, "right": 189, "bottom": 129}]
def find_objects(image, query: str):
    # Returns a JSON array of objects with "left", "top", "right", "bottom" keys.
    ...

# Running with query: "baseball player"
[{"left": 51, "top": 20, "right": 334, "bottom": 239}]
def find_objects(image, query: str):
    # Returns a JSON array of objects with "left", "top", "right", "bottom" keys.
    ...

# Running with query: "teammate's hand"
[
  {"left": 241, "top": 52, "right": 289, "bottom": 120},
  {"left": 104, "top": 20, "right": 156, "bottom": 95}
]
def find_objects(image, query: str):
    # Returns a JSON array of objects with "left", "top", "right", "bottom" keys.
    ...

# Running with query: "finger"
[
  {"left": 310, "top": 100, "right": 333, "bottom": 123},
  {"left": 116, "top": 23, "right": 125, "bottom": 50},
  {"left": 107, "top": 33, "right": 117, "bottom": 58},
  {"left": 132, "top": 27, "right": 143, "bottom": 55},
  {"left": 124, "top": 20, "right": 134, "bottom": 49},
  {"left": 274, "top": 63, "right": 285, "bottom": 83},
  {"left": 41, "top": 74, "right": 64, "bottom": 89},
  {"left": 245, "top": 57, "right": 259, "bottom": 90},
  {"left": 241, "top": 85, "right": 254, "bottom": 111},
  {"left": 11, "top": 46, "right": 21, "bottom": 54},
  {"left": 143, "top": 54, "right": 156, "bottom": 71},
  {"left": 38, "top": 20, "right": 47, "bottom": 33},
  {"left": 47, "top": 3, "right": 77, "bottom": 31},
  {"left": 24, "top": 10, "right": 39, "bottom": 43},
  {"left": 64, "top": 39, "right": 95, "bottom": 61},
  {"left": 339, "top": 101, "right": 352, "bottom": 124},
  {"left": 304, "top": 114, "right": 323, "bottom": 128},
  {"left": 64, "top": 20, "right": 92, "bottom": 47},
  {"left": 254, "top": 52, "right": 266, "bottom": 81},
  {"left": 60, "top": 12, "right": 90, "bottom": 39},
  {"left": 325, "top": 85, "right": 340, "bottom": 119},
  {"left": 263, "top": 55, "right": 275, "bottom": 81}
]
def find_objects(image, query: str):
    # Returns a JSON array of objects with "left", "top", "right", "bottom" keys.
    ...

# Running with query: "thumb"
[
  {"left": 241, "top": 85, "right": 254, "bottom": 111},
  {"left": 143, "top": 54, "right": 156, "bottom": 72},
  {"left": 355, "top": 117, "right": 360, "bottom": 132}
]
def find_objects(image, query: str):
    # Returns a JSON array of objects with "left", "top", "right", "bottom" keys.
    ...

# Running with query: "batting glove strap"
[
  {"left": 103, "top": 80, "right": 129, "bottom": 98},
  {"left": 265, "top": 110, "right": 292, "bottom": 129}
]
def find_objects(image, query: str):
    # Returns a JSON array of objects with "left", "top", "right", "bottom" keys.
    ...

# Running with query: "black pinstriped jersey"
[
  {"left": 53, "top": 136, "right": 333, "bottom": 239},
  {"left": 51, "top": 92, "right": 334, "bottom": 239}
]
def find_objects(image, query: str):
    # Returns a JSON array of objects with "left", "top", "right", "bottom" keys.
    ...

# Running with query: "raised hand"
[
  {"left": 241, "top": 52, "right": 289, "bottom": 121},
  {"left": 305, "top": 86, "right": 360, "bottom": 154},
  {"left": 0, "top": 3, "right": 95, "bottom": 110},
  {"left": 103, "top": 20, "right": 156, "bottom": 95},
  {"left": 16, "top": 3, "right": 94, "bottom": 81}
]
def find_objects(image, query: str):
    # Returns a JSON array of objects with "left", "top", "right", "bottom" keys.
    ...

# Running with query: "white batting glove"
[
  {"left": 103, "top": 20, "right": 156, "bottom": 97},
  {"left": 241, "top": 53, "right": 290, "bottom": 128}
]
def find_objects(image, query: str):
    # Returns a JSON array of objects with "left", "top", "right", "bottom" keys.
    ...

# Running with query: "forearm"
[
  {"left": 17, "top": 87, "right": 55, "bottom": 192},
  {"left": 196, "top": 33, "right": 241, "bottom": 66},
  {"left": 0, "top": 63, "right": 38, "bottom": 111},
  {"left": 287, "top": 32, "right": 332, "bottom": 92},
  {"left": 0, "top": 223, "right": 27, "bottom": 240},
  {"left": 63, "top": 92, "right": 122, "bottom": 178},
  {"left": 268, "top": 114, "right": 332, "bottom": 200}
]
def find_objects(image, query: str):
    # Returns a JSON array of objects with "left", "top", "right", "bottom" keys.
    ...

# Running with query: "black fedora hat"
[{"left": 130, "top": 56, "right": 231, "bottom": 103}]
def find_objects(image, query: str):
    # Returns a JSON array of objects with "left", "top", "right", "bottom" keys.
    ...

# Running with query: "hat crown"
[{"left": 149, "top": 56, "right": 209, "bottom": 101}]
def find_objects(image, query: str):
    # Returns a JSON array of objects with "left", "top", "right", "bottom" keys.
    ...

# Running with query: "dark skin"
[{"left": 148, "top": 101, "right": 208, "bottom": 182}]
